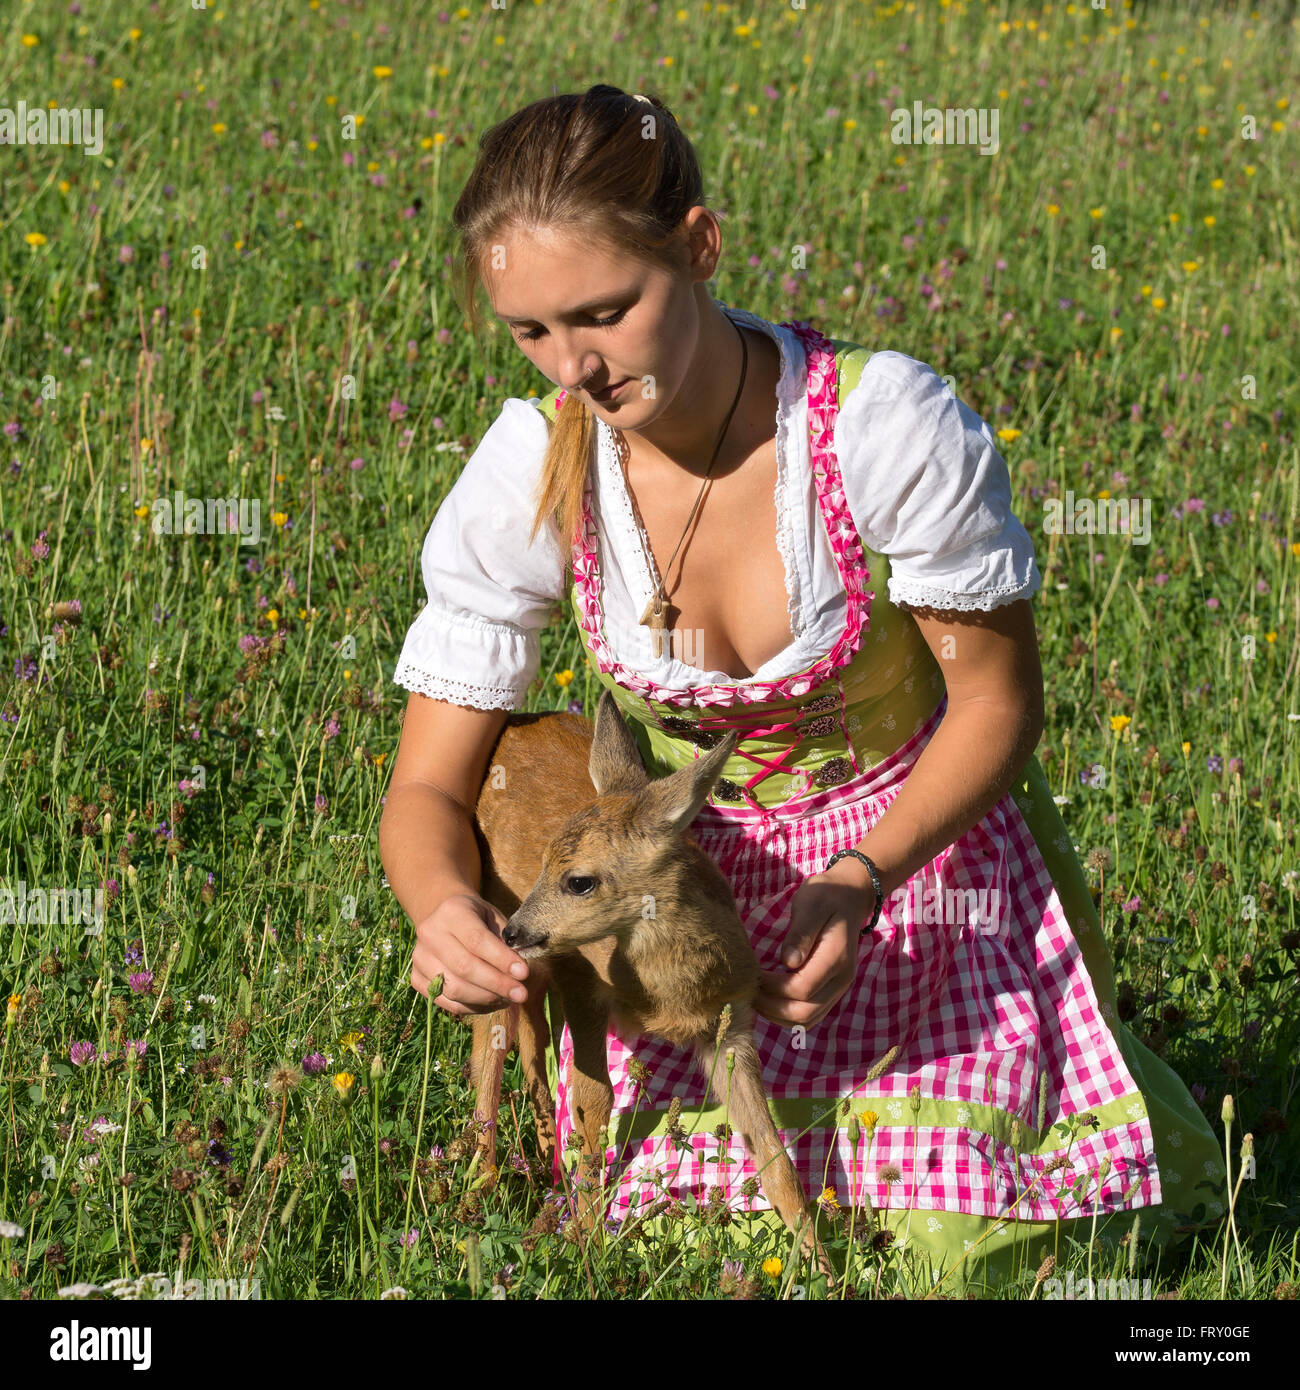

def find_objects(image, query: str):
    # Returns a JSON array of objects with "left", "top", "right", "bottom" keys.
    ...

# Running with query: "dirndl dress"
[{"left": 536, "top": 319, "right": 1228, "bottom": 1286}]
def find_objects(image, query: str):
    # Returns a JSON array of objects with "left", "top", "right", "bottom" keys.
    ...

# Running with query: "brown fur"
[{"left": 465, "top": 689, "right": 826, "bottom": 1269}]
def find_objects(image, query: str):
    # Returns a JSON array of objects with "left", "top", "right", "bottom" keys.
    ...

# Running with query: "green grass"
[{"left": 1, "top": 0, "right": 1297, "bottom": 1300}]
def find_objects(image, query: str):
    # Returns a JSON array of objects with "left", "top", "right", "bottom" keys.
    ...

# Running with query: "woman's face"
[{"left": 482, "top": 221, "right": 711, "bottom": 425}]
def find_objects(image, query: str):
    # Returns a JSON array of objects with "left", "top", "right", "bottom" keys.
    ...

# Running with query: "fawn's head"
[{"left": 502, "top": 690, "right": 738, "bottom": 958}]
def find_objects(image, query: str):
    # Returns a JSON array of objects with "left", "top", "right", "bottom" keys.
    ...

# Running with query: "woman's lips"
[{"left": 590, "top": 377, "right": 630, "bottom": 402}]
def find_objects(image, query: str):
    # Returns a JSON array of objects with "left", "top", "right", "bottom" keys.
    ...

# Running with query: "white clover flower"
[
  {"left": 0, "top": 1220, "right": 26, "bottom": 1239},
  {"left": 58, "top": 1282, "right": 103, "bottom": 1298}
]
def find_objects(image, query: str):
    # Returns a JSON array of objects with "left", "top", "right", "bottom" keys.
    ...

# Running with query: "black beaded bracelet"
[{"left": 824, "top": 848, "right": 884, "bottom": 936}]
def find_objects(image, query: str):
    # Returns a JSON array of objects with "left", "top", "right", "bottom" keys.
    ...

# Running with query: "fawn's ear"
[
  {"left": 588, "top": 688, "right": 651, "bottom": 796},
  {"left": 642, "top": 727, "right": 739, "bottom": 836}
]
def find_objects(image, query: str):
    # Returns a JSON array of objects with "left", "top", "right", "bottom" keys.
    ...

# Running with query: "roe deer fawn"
[{"left": 464, "top": 687, "right": 826, "bottom": 1269}]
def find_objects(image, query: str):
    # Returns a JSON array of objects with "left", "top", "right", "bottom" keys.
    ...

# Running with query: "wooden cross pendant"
[{"left": 639, "top": 593, "right": 669, "bottom": 660}]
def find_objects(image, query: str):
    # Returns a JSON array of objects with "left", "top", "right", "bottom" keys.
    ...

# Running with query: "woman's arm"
[{"left": 755, "top": 598, "right": 1045, "bottom": 1027}]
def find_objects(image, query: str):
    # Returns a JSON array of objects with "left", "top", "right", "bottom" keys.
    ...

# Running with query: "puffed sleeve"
[
  {"left": 833, "top": 351, "right": 1042, "bottom": 612},
  {"left": 391, "top": 396, "right": 567, "bottom": 711}
]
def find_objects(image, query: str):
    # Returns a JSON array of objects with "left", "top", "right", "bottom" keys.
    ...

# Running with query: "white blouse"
[{"left": 393, "top": 306, "right": 1042, "bottom": 712}]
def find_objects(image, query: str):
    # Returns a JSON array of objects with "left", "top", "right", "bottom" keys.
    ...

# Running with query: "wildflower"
[
  {"left": 69, "top": 1041, "right": 95, "bottom": 1065},
  {"left": 1221, "top": 1093, "right": 1234, "bottom": 1124},
  {"left": 339, "top": 1030, "right": 365, "bottom": 1055},
  {"left": 268, "top": 1064, "right": 302, "bottom": 1096},
  {"left": 4, "top": 993, "right": 18, "bottom": 1026},
  {"left": 878, "top": 1163, "right": 902, "bottom": 1185},
  {"left": 128, "top": 971, "right": 153, "bottom": 994},
  {"left": 817, "top": 1186, "right": 840, "bottom": 1214},
  {"left": 0, "top": 1220, "right": 26, "bottom": 1239},
  {"left": 860, "top": 1109, "right": 879, "bottom": 1135},
  {"left": 1085, "top": 847, "right": 1112, "bottom": 874},
  {"left": 761, "top": 1256, "right": 783, "bottom": 1278},
  {"left": 332, "top": 1072, "right": 355, "bottom": 1102},
  {"left": 302, "top": 1051, "right": 327, "bottom": 1074},
  {"left": 1109, "top": 714, "right": 1131, "bottom": 734}
]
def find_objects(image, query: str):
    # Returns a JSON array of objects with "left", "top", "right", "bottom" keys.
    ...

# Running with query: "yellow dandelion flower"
[
  {"left": 140, "top": 438, "right": 152, "bottom": 453},
  {"left": 1203, "top": 215, "right": 1216, "bottom": 227},
  {"left": 373, "top": 65, "right": 393, "bottom": 78},
  {"left": 21, "top": 34, "right": 39, "bottom": 47},
  {"left": 129, "top": 28, "right": 142, "bottom": 40},
  {"left": 1264, "top": 631, "right": 1276, "bottom": 644},
  {"left": 1046, "top": 203, "right": 1060, "bottom": 216},
  {"left": 1291, "top": 542, "right": 1300, "bottom": 558},
  {"left": 1097, "top": 489, "right": 1111, "bottom": 500},
  {"left": 1182, "top": 260, "right": 1199, "bottom": 273},
  {"left": 372, "top": 753, "right": 387, "bottom": 768},
  {"left": 111, "top": 78, "right": 125, "bottom": 90},
  {"left": 996, "top": 428, "right": 1022, "bottom": 444},
  {"left": 339, "top": 1030, "right": 365, "bottom": 1054},
  {"left": 133, "top": 504, "right": 149, "bottom": 519},
  {"left": 265, "top": 608, "right": 279, "bottom": 625},
  {"left": 332, "top": 1071, "right": 355, "bottom": 1096},
  {"left": 1181, "top": 741, "right": 1191, "bottom": 754},
  {"left": 306, "top": 140, "right": 318, "bottom": 151},
  {"left": 271, "top": 511, "right": 288, "bottom": 528},
  {"left": 762, "top": 1256, "right": 783, "bottom": 1278},
  {"left": 818, "top": 1186, "right": 840, "bottom": 1212},
  {"left": 843, "top": 118, "right": 857, "bottom": 131},
  {"left": 420, "top": 136, "right": 433, "bottom": 150},
  {"left": 1140, "top": 285, "right": 1153, "bottom": 296},
  {"left": 58, "top": 180, "right": 70, "bottom": 194},
  {"left": 860, "top": 1109, "right": 879, "bottom": 1134},
  {"left": 24, "top": 232, "right": 47, "bottom": 246},
  {"left": 1110, "top": 714, "right": 1131, "bottom": 733},
  {"left": 555, "top": 670, "right": 574, "bottom": 688},
  {"left": 432, "top": 132, "right": 446, "bottom": 145},
  {"left": 1151, "top": 297, "right": 1166, "bottom": 310},
  {"left": 1210, "top": 178, "right": 1223, "bottom": 190},
  {"left": 1088, "top": 207, "right": 1103, "bottom": 219},
  {"left": 211, "top": 122, "right": 227, "bottom": 135},
  {"left": 354, "top": 114, "right": 365, "bottom": 128}
]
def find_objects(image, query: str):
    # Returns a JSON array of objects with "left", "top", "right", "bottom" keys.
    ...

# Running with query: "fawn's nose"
[{"left": 503, "top": 919, "right": 547, "bottom": 952}]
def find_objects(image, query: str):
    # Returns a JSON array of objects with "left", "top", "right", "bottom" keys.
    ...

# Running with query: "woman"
[{"left": 382, "top": 85, "right": 1225, "bottom": 1292}]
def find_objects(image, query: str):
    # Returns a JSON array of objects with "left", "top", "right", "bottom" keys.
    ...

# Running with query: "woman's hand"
[
  {"left": 754, "top": 862, "right": 878, "bottom": 1027},
  {"left": 410, "top": 892, "right": 532, "bottom": 1016}
]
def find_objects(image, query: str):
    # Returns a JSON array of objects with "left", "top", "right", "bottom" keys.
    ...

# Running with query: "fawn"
[{"left": 464, "top": 687, "right": 825, "bottom": 1268}]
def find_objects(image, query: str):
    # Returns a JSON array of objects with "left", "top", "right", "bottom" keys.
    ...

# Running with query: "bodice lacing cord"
[{"left": 660, "top": 686, "right": 861, "bottom": 830}]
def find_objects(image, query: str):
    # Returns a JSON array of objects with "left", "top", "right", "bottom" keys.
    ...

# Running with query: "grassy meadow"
[{"left": 1, "top": 0, "right": 1298, "bottom": 1302}]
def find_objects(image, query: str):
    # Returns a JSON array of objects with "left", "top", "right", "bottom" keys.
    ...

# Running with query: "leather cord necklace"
[{"left": 585, "top": 315, "right": 749, "bottom": 661}]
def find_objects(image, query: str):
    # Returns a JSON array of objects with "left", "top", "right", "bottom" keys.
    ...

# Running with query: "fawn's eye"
[{"left": 564, "top": 874, "right": 599, "bottom": 897}]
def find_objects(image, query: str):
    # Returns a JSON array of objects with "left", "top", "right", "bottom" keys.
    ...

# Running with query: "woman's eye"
[{"left": 517, "top": 309, "right": 626, "bottom": 343}]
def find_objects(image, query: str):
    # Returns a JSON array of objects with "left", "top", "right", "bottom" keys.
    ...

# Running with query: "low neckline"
[
  {"left": 572, "top": 315, "right": 874, "bottom": 705},
  {"left": 594, "top": 307, "right": 825, "bottom": 686}
]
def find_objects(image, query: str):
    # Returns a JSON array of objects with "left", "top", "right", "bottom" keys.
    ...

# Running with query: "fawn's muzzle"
[{"left": 503, "top": 920, "right": 549, "bottom": 954}]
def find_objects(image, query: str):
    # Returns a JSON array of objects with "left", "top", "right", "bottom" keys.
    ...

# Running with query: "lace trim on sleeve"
[
  {"left": 390, "top": 662, "right": 528, "bottom": 712},
  {"left": 887, "top": 569, "right": 1042, "bottom": 613}
]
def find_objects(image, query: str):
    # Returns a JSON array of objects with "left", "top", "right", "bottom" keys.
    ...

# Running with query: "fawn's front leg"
[
  {"left": 549, "top": 955, "right": 614, "bottom": 1243},
  {"left": 467, "top": 1006, "right": 514, "bottom": 1179},
  {"left": 698, "top": 1009, "right": 832, "bottom": 1278},
  {"left": 514, "top": 982, "right": 558, "bottom": 1171}
]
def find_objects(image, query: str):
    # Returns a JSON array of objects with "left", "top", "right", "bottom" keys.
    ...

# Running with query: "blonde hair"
[{"left": 451, "top": 83, "right": 709, "bottom": 570}]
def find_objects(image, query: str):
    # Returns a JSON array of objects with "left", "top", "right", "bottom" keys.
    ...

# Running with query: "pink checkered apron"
[{"left": 550, "top": 321, "right": 1161, "bottom": 1226}]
